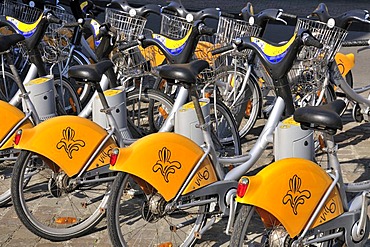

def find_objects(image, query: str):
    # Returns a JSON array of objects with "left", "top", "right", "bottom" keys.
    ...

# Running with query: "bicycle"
[
  {"left": 230, "top": 89, "right": 370, "bottom": 246},
  {"left": 8, "top": 13, "right": 244, "bottom": 240},
  {"left": 105, "top": 29, "right": 323, "bottom": 246}
]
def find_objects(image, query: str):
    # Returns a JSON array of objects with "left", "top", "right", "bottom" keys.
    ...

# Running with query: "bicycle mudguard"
[
  {"left": 110, "top": 132, "right": 218, "bottom": 201},
  {"left": 335, "top": 52, "right": 355, "bottom": 77},
  {"left": 14, "top": 115, "right": 118, "bottom": 177},
  {"left": 0, "top": 101, "right": 33, "bottom": 150},
  {"left": 236, "top": 158, "right": 344, "bottom": 238}
]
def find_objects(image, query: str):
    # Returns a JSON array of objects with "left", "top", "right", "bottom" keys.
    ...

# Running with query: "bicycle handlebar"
[
  {"left": 211, "top": 44, "right": 234, "bottom": 56},
  {"left": 108, "top": 0, "right": 161, "bottom": 17},
  {"left": 161, "top": 0, "right": 220, "bottom": 20},
  {"left": 342, "top": 39, "right": 370, "bottom": 47},
  {"left": 118, "top": 40, "right": 140, "bottom": 51},
  {"left": 309, "top": 3, "right": 370, "bottom": 29}
]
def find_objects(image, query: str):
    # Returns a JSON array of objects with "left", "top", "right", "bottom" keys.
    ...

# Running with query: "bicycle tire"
[
  {"left": 214, "top": 66, "right": 262, "bottom": 139},
  {"left": 54, "top": 76, "right": 82, "bottom": 116},
  {"left": 210, "top": 98, "right": 242, "bottom": 156},
  {"left": 107, "top": 172, "right": 210, "bottom": 247},
  {"left": 0, "top": 67, "right": 20, "bottom": 103},
  {"left": 126, "top": 88, "right": 175, "bottom": 138},
  {"left": 231, "top": 205, "right": 336, "bottom": 246},
  {"left": 11, "top": 150, "right": 111, "bottom": 241}
]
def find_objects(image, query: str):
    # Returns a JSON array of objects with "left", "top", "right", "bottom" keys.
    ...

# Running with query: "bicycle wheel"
[
  {"left": 231, "top": 205, "right": 336, "bottom": 246},
  {"left": 126, "top": 88, "right": 175, "bottom": 137},
  {"left": 0, "top": 67, "right": 20, "bottom": 103},
  {"left": 107, "top": 172, "right": 210, "bottom": 247},
  {"left": 59, "top": 50, "right": 93, "bottom": 107},
  {"left": 214, "top": 66, "right": 262, "bottom": 139},
  {"left": 0, "top": 153, "right": 17, "bottom": 206},
  {"left": 11, "top": 150, "right": 112, "bottom": 241},
  {"left": 54, "top": 76, "right": 82, "bottom": 116},
  {"left": 210, "top": 98, "right": 242, "bottom": 156}
]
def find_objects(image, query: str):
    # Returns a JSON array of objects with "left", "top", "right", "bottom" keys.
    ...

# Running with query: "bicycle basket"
[
  {"left": 40, "top": 5, "right": 74, "bottom": 63},
  {"left": 287, "top": 18, "right": 348, "bottom": 102},
  {"left": 216, "top": 16, "right": 262, "bottom": 46},
  {"left": 1, "top": 0, "right": 42, "bottom": 23},
  {"left": 112, "top": 45, "right": 154, "bottom": 80},
  {"left": 105, "top": 8, "right": 147, "bottom": 41},
  {"left": 160, "top": 13, "right": 192, "bottom": 39},
  {"left": 294, "top": 18, "right": 348, "bottom": 63}
]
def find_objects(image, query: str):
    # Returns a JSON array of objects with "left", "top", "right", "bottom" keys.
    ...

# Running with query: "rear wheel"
[
  {"left": 231, "top": 205, "right": 337, "bottom": 247},
  {"left": 107, "top": 172, "right": 210, "bottom": 247},
  {"left": 11, "top": 150, "right": 112, "bottom": 241}
]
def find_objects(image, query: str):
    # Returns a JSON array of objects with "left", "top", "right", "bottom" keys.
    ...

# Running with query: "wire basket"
[
  {"left": 112, "top": 45, "right": 155, "bottom": 81},
  {"left": 288, "top": 18, "right": 348, "bottom": 101},
  {"left": 105, "top": 8, "right": 147, "bottom": 41},
  {"left": 294, "top": 18, "right": 348, "bottom": 63},
  {"left": 0, "top": 0, "right": 42, "bottom": 23},
  {"left": 160, "top": 13, "right": 193, "bottom": 39},
  {"left": 215, "top": 16, "right": 262, "bottom": 46},
  {"left": 40, "top": 5, "right": 74, "bottom": 63}
]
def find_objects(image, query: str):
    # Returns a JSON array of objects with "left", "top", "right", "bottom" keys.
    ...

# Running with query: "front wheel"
[
  {"left": 11, "top": 150, "right": 111, "bottom": 241},
  {"left": 107, "top": 172, "right": 210, "bottom": 247}
]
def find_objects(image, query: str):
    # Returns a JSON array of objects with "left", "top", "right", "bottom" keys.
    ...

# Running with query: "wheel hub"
[
  {"left": 141, "top": 193, "right": 166, "bottom": 222},
  {"left": 48, "top": 172, "right": 76, "bottom": 197},
  {"left": 268, "top": 226, "right": 292, "bottom": 247}
]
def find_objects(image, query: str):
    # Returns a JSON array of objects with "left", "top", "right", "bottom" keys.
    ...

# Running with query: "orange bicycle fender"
[
  {"left": 335, "top": 52, "right": 355, "bottom": 77},
  {"left": 110, "top": 132, "right": 217, "bottom": 201},
  {"left": 236, "top": 158, "right": 343, "bottom": 238},
  {"left": 14, "top": 115, "right": 117, "bottom": 177},
  {"left": 0, "top": 100, "right": 33, "bottom": 150}
]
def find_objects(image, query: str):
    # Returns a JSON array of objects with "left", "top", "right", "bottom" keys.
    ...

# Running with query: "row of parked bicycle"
[{"left": 1, "top": 0, "right": 370, "bottom": 246}]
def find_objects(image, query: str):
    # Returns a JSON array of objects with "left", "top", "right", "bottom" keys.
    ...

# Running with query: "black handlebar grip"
[
  {"left": 304, "top": 35, "right": 323, "bottom": 49},
  {"left": 161, "top": 8, "right": 177, "bottom": 16},
  {"left": 211, "top": 44, "right": 234, "bottom": 55},
  {"left": 220, "top": 12, "right": 235, "bottom": 18},
  {"left": 118, "top": 40, "right": 139, "bottom": 51},
  {"left": 342, "top": 39, "right": 370, "bottom": 47},
  {"left": 63, "top": 22, "right": 80, "bottom": 28},
  {"left": 280, "top": 12, "right": 297, "bottom": 20},
  {"left": 199, "top": 25, "right": 216, "bottom": 36},
  {"left": 48, "top": 15, "right": 62, "bottom": 24}
]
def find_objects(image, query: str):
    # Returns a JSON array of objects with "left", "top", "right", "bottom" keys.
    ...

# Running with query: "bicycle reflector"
[
  {"left": 237, "top": 177, "right": 249, "bottom": 198},
  {"left": 110, "top": 148, "right": 119, "bottom": 166},
  {"left": 14, "top": 130, "right": 22, "bottom": 145}
]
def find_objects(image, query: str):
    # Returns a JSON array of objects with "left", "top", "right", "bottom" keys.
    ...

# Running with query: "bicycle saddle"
[
  {"left": 0, "top": 34, "right": 25, "bottom": 53},
  {"left": 68, "top": 60, "right": 114, "bottom": 83},
  {"left": 156, "top": 60, "right": 209, "bottom": 84},
  {"left": 293, "top": 100, "right": 346, "bottom": 134}
]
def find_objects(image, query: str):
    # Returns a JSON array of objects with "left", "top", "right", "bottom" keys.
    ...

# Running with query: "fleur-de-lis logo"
[
  {"left": 56, "top": 127, "right": 86, "bottom": 159},
  {"left": 152, "top": 147, "right": 181, "bottom": 183},
  {"left": 282, "top": 175, "right": 311, "bottom": 215}
]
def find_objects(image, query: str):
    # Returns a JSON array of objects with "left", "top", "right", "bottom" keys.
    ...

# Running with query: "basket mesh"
[
  {"left": 287, "top": 18, "right": 348, "bottom": 105},
  {"left": 105, "top": 8, "right": 147, "bottom": 41},
  {"left": 41, "top": 5, "right": 74, "bottom": 63},
  {"left": 294, "top": 18, "right": 348, "bottom": 62},
  {"left": 215, "top": 16, "right": 262, "bottom": 45},
  {"left": 0, "top": 0, "right": 42, "bottom": 23},
  {"left": 160, "top": 14, "right": 192, "bottom": 39}
]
